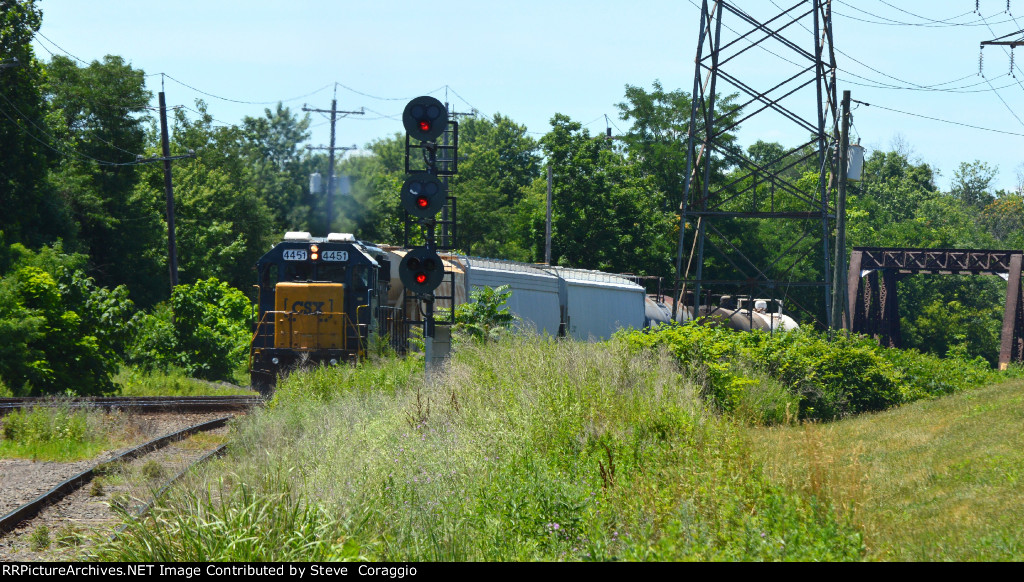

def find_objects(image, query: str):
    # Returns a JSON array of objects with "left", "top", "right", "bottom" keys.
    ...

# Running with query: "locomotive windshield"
[
  {"left": 282, "top": 262, "right": 314, "bottom": 282},
  {"left": 317, "top": 263, "right": 346, "bottom": 283}
]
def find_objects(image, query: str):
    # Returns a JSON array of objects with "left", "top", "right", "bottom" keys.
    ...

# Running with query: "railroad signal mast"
[{"left": 400, "top": 96, "right": 458, "bottom": 368}]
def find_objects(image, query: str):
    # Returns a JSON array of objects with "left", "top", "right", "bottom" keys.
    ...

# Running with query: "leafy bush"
[
  {"left": 621, "top": 323, "right": 1001, "bottom": 422},
  {"left": 452, "top": 284, "right": 516, "bottom": 342},
  {"left": 0, "top": 243, "right": 136, "bottom": 396},
  {"left": 129, "top": 278, "right": 252, "bottom": 381}
]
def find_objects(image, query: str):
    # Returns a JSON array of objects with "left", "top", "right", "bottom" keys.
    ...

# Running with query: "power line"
[
  {"left": 833, "top": 1, "right": 1012, "bottom": 27},
  {"left": 0, "top": 98, "right": 143, "bottom": 166},
  {"left": 162, "top": 74, "right": 333, "bottom": 105},
  {"left": 851, "top": 98, "right": 1024, "bottom": 137}
]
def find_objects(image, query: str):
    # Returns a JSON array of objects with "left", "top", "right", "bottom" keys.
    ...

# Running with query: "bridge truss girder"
[{"left": 846, "top": 247, "right": 1024, "bottom": 369}]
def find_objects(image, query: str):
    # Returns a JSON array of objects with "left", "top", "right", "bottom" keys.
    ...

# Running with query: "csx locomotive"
[{"left": 249, "top": 231, "right": 400, "bottom": 396}]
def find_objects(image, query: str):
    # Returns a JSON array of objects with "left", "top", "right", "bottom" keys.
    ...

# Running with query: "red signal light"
[
  {"left": 419, "top": 121, "right": 430, "bottom": 132},
  {"left": 415, "top": 273, "right": 428, "bottom": 284},
  {"left": 416, "top": 196, "right": 429, "bottom": 208}
]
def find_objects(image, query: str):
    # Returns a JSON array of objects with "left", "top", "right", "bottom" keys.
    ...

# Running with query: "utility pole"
[
  {"left": 303, "top": 98, "right": 364, "bottom": 232},
  {"left": 151, "top": 91, "right": 195, "bottom": 290},
  {"left": 159, "top": 92, "right": 178, "bottom": 289},
  {"left": 545, "top": 165, "right": 553, "bottom": 264},
  {"left": 831, "top": 90, "right": 851, "bottom": 333}
]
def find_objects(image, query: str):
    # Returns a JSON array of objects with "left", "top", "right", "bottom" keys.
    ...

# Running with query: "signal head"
[
  {"left": 400, "top": 174, "right": 446, "bottom": 219},
  {"left": 399, "top": 246, "right": 444, "bottom": 294},
  {"left": 403, "top": 96, "right": 448, "bottom": 142}
]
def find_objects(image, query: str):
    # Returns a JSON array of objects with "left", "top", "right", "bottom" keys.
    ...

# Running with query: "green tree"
[
  {"left": 42, "top": 54, "right": 164, "bottom": 306},
  {"left": 542, "top": 114, "right": 673, "bottom": 276},
  {"left": 455, "top": 114, "right": 543, "bottom": 260},
  {"left": 240, "top": 103, "right": 314, "bottom": 231},
  {"left": 0, "top": 243, "right": 136, "bottom": 395},
  {"left": 132, "top": 102, "right": 277, "bottom": 290},
  {"left": 950, "top": 160, "right": 997, "bottom": 208},
  {"left": 0, "top": 0, "right": 72, "bottom": 246},
  {"left": 616, "top": 80, "right": 742, "bottom": 211}
]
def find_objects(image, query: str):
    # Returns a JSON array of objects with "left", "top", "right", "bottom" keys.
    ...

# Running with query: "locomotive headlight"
[
  {"left": 310, "top": 244, "right": 319, "bottom": 260},
  {"left": 271, "top": 357, "right": 279, "bottom": 365},
  {"left": 311, "top": 253, "right": 319, "bottom": 260}
]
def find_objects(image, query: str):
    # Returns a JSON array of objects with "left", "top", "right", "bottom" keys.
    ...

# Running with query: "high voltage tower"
[{"left": 675, "top": 0, "right": 839, "bottom": 327}]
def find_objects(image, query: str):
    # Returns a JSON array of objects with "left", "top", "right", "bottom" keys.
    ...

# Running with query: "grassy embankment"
[
  {"left": 92, "top": 328, "right": 1021, "bottom": 561},
  {"left": 751, "top": 379, "right": 1024, "bottom": 561}
]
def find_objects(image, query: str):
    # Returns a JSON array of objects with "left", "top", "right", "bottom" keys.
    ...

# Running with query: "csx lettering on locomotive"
[{"left": 291, "top": 300, "right": 328, "bottom": 314}]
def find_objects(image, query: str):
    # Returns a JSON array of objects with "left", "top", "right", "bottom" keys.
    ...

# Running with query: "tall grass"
[
  {"left": 97, "top": 336, "right": 862, "bottom": 561},
  {"left": 0, "top": 405, "right": 111, "bottom": 461},
  {"left": 113, "top": 365, "right": 254, "bottom": 397}
]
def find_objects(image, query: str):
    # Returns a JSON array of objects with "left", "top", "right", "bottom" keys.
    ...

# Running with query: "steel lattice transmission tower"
[{"left": 674, "top": 0, "right": 839, "bottom": 326}]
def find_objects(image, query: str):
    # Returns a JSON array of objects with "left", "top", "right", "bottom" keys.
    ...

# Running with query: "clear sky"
[{"left": 26, "top": 0, "right": 1024, "bottom": 192}]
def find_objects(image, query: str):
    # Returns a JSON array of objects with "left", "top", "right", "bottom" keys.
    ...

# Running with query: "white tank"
[{"left": 847, "top": 142, "right": 865, "bottom": 181}]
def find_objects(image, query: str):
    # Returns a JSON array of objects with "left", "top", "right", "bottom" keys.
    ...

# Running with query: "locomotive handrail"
[
  {"left": 250, "top": 310, "right": 362, "bottom": 352},
  {"left": 355, "top": 304, "right": 370, "bottom": 358}
]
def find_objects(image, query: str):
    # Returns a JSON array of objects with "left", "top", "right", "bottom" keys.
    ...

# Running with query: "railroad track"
[
  {"left": 0, "top": 395, "right": 261, "bottom": 416},
  {"left": 0, "top": 416, "right": 236, "bottom": 556}
]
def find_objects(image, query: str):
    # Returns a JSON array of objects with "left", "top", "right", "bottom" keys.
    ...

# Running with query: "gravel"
[{"left": 0, "top": 411, "right": 244, "bottom": 562}]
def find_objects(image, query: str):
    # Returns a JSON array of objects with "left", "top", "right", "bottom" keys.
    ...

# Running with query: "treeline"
[{"left": 2, "top": 0, "right": 1022, "bottom": 394}]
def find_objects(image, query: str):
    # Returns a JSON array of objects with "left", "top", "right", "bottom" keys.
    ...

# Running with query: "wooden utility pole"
[
  {"left": 158, "top": 92, "right": 179, "bottom": 289},
  {"left": 303, "top": 99, "right": 363, "bottom": 231},
  {"left": 147, "top": 87, "right": 195, "bottom": 292},
  {"left": 545, "top": 165, "right": 553, "bottom": 264},
  {"left": 831, "top": 90, "right": 851, "bottom": 331}
]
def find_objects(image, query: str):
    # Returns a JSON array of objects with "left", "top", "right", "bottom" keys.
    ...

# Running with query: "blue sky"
[{"left": 28, "top": 0, "right": 1024, "bottom": 191}]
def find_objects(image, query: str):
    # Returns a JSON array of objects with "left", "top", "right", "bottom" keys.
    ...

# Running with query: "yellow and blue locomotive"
[{"left": 249, "top": 231, "right": 400, "bottom": 396}]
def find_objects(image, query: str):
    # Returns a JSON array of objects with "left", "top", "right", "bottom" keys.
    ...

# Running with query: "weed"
[
  {"left": 28, "top": 525, "right": 50, "bottom": 551},
  {"left": 55, "top": 525, "right": 84, "bottom": 547},
  {"left": 89, "top": 478, "right": 105, "bottom": 497},
  {"left": 0, "top": 405, "right": 111, "bottom": 461},
  {"left": 98, "top": 335, "right": 864, "bottom": 561},
  {"left": 109, "top": 493, "right": 131, "bottom": 514},
  {"left": 141, "top": 461, "right": 165, "bottom": 482}
]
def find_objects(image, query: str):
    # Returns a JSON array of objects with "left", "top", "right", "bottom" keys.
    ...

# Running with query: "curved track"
[{"left": 0, "top": 416, "right": 234, "bottom": 536}]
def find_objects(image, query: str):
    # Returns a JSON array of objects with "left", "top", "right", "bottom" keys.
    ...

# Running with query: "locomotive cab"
[{"left": 249, "top": 232, "right": 392, "bottom": 397}]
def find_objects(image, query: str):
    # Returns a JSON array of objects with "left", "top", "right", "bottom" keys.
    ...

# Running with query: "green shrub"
[
  {"left": 452, "top": 285, "right": 516, "bottom": 342},
  {"left": 621, "top": 323, "right": 1002, "bottom": 422},
  {"left": 128, "top": 278, "right": 251, "bottom": 382},
  {"left": 0, "top": 243, "right": 136, "bottom": 396}
]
